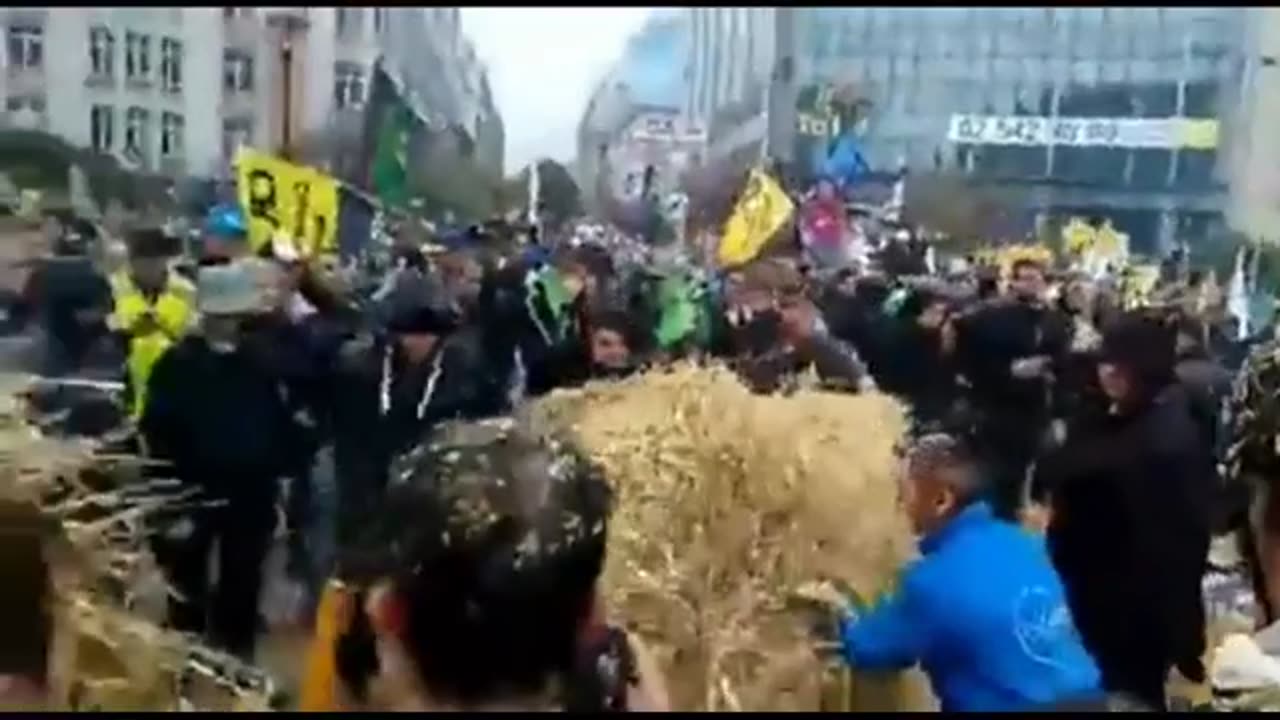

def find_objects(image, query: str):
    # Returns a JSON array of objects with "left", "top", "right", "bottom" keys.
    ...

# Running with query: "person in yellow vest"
[{"left": 108, "top": 228, "right": 195, "bottom": 420}]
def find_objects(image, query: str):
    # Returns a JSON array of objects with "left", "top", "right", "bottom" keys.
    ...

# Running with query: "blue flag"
[{"left": 821, "top": 134, "right": 870, "bottom": 187}]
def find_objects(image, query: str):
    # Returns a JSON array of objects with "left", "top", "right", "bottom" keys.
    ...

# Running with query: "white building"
[
  {"left": 2, "top": 7, "right": 224, "bottom": 177},
  {"left": 0, "top": 6, "right": 496, "bottom": 181}
]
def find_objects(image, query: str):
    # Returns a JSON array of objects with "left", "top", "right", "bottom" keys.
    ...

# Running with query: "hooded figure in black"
[
  {"left": 141, "top": 262, "right": 307, "bottom": 660},
  {"left": 1033, "top": 312, "right": 1212, "bottom": 710},
  {"left": 330, "top": 293, "right": 505, "bottom": 554},
  {"left": 477, "top": 247, "right": 599, "bottom": 400},
  {"left": 879, "top": 289, "right": 958, "bottom": 432}
]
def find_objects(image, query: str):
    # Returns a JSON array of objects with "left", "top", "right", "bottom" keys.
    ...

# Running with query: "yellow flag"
[
  {"left": 235, "top": 148, "right": 339, "bottom": 256},
  {"left": 717, "top": 168, "right": 795, "bottom": 268},
  {"left": 1062, "top": 217, "right": 1096, "bottom": 257},
  {"left": 1094, "top": 220, "right": 1121, "bottom": 259}
]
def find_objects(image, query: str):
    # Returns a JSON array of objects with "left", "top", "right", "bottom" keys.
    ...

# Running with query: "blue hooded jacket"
[{"left": 840, "top": 502, "right": 1102, "bottom": 712}]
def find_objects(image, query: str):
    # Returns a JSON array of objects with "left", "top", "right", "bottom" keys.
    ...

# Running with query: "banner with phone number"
[{"left": 234, "top": 149, "right": 338, "bottom": 257}]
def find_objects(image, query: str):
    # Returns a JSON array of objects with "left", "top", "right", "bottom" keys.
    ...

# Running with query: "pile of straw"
[
  {"left": 530, "top": 364, "right": 934, "bottom": 711},
  {"left": 0, "top": 374, "right": 275, "bottom": 711}
]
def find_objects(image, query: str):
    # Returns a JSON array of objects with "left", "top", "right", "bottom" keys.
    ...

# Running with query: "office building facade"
[
  {"left": 0, "top": 7, "right": 498, "bottom": 181},
  {"left": 689, "top": 8, "right": 1249, "bottom": 251}
]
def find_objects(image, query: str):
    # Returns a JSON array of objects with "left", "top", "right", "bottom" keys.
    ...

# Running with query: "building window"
[
  {"left": 88, "top": 26, "right": 115, "bottom": 78},
  {"left": 4, "top": 96, "right": 42, "bottom": 113},
  {"left": 90, "top": 105, "right": 114, "bottom": 152},
  {"left": 161, "top": 112, "right": 184, "bottom": 158},
  {"left": 223, "top": 51, "right": 254, "bottom": 92},
  {"left": 125, "top": 32, "right": 151, "bottom": 82},
  {"left": 334, "top": 64, "right": 365, "bottom": 109},
  {"left": 124, "top": 107, "right": 148, "bottom": 162},
  {"left": 336, "top": 8, "right": 353, "bottom": 35},
  {"left": 7, "top": 26, "right": 43, "bottom": 70},
  {"left": 222, "top": 119, "right": 251, "bottom": 160},
  {"left": 160, "top": 37, "right": 183, "bottom": 93}
]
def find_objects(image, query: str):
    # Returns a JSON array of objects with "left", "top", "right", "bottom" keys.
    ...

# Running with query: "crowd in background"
[{"left": 7, "top": 190, "right": 1278, "bottom": 712}]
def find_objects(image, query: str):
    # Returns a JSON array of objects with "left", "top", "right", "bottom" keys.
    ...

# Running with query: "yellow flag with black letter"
[
  {"left": 235, "top": 149, "right": 339, "bottom": 256},
  {"left": 717, "top": 167, "right": 795, "bottom": 268},
  {"left": 1061, "top": 216, "right": 1096, "bottom": 257}
]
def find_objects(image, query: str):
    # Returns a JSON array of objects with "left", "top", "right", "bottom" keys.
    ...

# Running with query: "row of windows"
[
  {"left": 805, "top": 31, "right": 1235, "bottom": 67},
  {"left": 690, "top": 8, "right": 765, "bottom": 122},
  {"left": 811, "top": 55, "right": 1235, "bottom": 86},
  {"left": 839, "top": 78, "right": 1225, "bottom": 120},
  {"left": 811, "top": 134, "right": 1219, "bottom": 195},
  {"left": 800, "top": 8, "right": 1239, "bottom": 41},
  {"left": 335, "top": 7, "right": 387, "bottom": 37},
  {"left": 89, "top": 103, "right": 185, "bottom": 160},
  {"left": 87, "top": 26, "right": 184, "bottom": 93},
  {"left": 957, "top": 145, "right": 1220, "bottom": 193}
]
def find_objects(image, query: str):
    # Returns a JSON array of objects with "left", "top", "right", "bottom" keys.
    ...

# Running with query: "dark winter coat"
[
  {"left": 141, "top": 335, "right": 305, "bottom": 501},
  {"left": 22, "top": 257, "right": 114, "bottom": 376},
  {"left": 953, "top": 300, "right": 1070, "bottom": 421},
  {"left": 330, "top": 332, "right": 506, "bottom": 549},
  {"left": 882, "top": 324, "right": 958, "bottom": 432},
  {"left": 478, "top": 263, "right": 589, "bottom": 399},
  {"left": 1035, "top": 383, "right": 1212, "bottom": 699}
]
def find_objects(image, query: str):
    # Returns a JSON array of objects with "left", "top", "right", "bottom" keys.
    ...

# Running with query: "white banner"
[{"left": 947, "top": 114, "right": 1218, "bottom": 150}]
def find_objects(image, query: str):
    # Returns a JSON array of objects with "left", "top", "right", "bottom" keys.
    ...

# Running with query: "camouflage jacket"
[{"left": 1226, "top": 341, "right": 1280, "bottom": 483}]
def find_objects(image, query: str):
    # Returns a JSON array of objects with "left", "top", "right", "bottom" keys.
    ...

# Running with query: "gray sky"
[{"left": 461, "top": 7, "right": 654, "bottom": 176}]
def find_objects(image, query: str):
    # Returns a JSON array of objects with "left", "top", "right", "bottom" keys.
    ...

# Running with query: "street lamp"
[{"left": 263, "top": 8, "right": 311, "bottom": 159}]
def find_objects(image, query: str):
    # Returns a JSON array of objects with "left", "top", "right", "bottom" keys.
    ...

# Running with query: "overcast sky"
[{"left": 461, "top": 7, "right": 654, "bottom": 175}]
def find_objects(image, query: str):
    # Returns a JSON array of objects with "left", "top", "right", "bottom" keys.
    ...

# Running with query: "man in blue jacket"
[{"left": 833, "top": 434, "right": 1104, "bottom": 711}]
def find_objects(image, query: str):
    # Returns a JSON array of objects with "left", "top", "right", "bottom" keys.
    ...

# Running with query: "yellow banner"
[
  {"left": 1176, "top": 119, "right": 1219, "bottom": 151},
  {"left": 235, "top": 149, "right": 338, "bottom": 256},
  {"left": 718, "top": 168, "right": 795, "bottom": 268}
]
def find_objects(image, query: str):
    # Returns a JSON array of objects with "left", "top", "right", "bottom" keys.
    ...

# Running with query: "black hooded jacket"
[
  {"left": 330, "top": 332, "right": 506, "bottom": 547},
  {"left": 141, "top": 335, "right": 306, "bottom": 500},
  {"left": 1034, "top": 315, "right": 1212, "bottom": 698}
]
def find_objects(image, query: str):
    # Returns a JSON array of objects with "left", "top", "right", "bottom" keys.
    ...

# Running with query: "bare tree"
[{"left": 903, "top": 173, "right": 1025, "bottom": 250}]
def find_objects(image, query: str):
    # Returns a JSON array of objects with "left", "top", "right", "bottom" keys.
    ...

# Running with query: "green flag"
[
  {"left": 371, "top": 105, "right": 411, "bottom": 208},
  {"left": 363, "top": 59, "right": 417, "bottom": 210}
]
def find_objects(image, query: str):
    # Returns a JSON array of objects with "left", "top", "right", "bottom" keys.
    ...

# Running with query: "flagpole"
[{"left": 527, "top": 160, "right": 541, "bottom": 243}]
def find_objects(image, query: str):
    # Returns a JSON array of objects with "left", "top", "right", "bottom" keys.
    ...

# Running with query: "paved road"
[{"left": 0, "top": 333, "right": 35, "bottom": 373}]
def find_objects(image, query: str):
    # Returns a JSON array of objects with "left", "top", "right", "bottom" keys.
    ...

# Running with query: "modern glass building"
[{"left": 794, "top": 7, "right": 1247, "bottom": 250}]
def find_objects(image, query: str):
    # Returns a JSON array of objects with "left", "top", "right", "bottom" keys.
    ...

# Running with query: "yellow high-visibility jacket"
[{"left": 108, "top": 270, "right": 195, "bottom": 419}]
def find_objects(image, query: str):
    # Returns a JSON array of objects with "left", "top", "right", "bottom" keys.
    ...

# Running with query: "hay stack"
[
  {"left": 0, "top": 374, "right": 275, "bottom": 711},
  {"left": 530, "top": 364, "right": 934, "bottom": 711}
]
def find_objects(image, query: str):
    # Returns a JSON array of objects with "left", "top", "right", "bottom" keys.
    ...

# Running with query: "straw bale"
[
  {"left": 530, "top": 363, "right": 935, "bottom": 711},
  {"left": 0, "top": 374, "right": 275, "bottom": 711}
]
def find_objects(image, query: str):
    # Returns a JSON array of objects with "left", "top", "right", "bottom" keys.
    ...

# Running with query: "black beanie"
[
  {"left": 387, "top": 303, "right": 459, "bottom": 335},
  {"left": 1100, "top": 312, "right": 1176, "bottom": 390}
]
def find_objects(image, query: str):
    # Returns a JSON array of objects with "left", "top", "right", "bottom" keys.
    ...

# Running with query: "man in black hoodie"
[
  {"left": 330, "top": 289, "right": 505, "bottom": 563},
  {"left": 954, "top": 259, "right": 1069, "bottom": 520},
  {"left": 1034, "top": 312, "right": 1212, "bottom": 710},
  {"left": 141, "top": 262, "right": 306, "bottom": 659}
]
